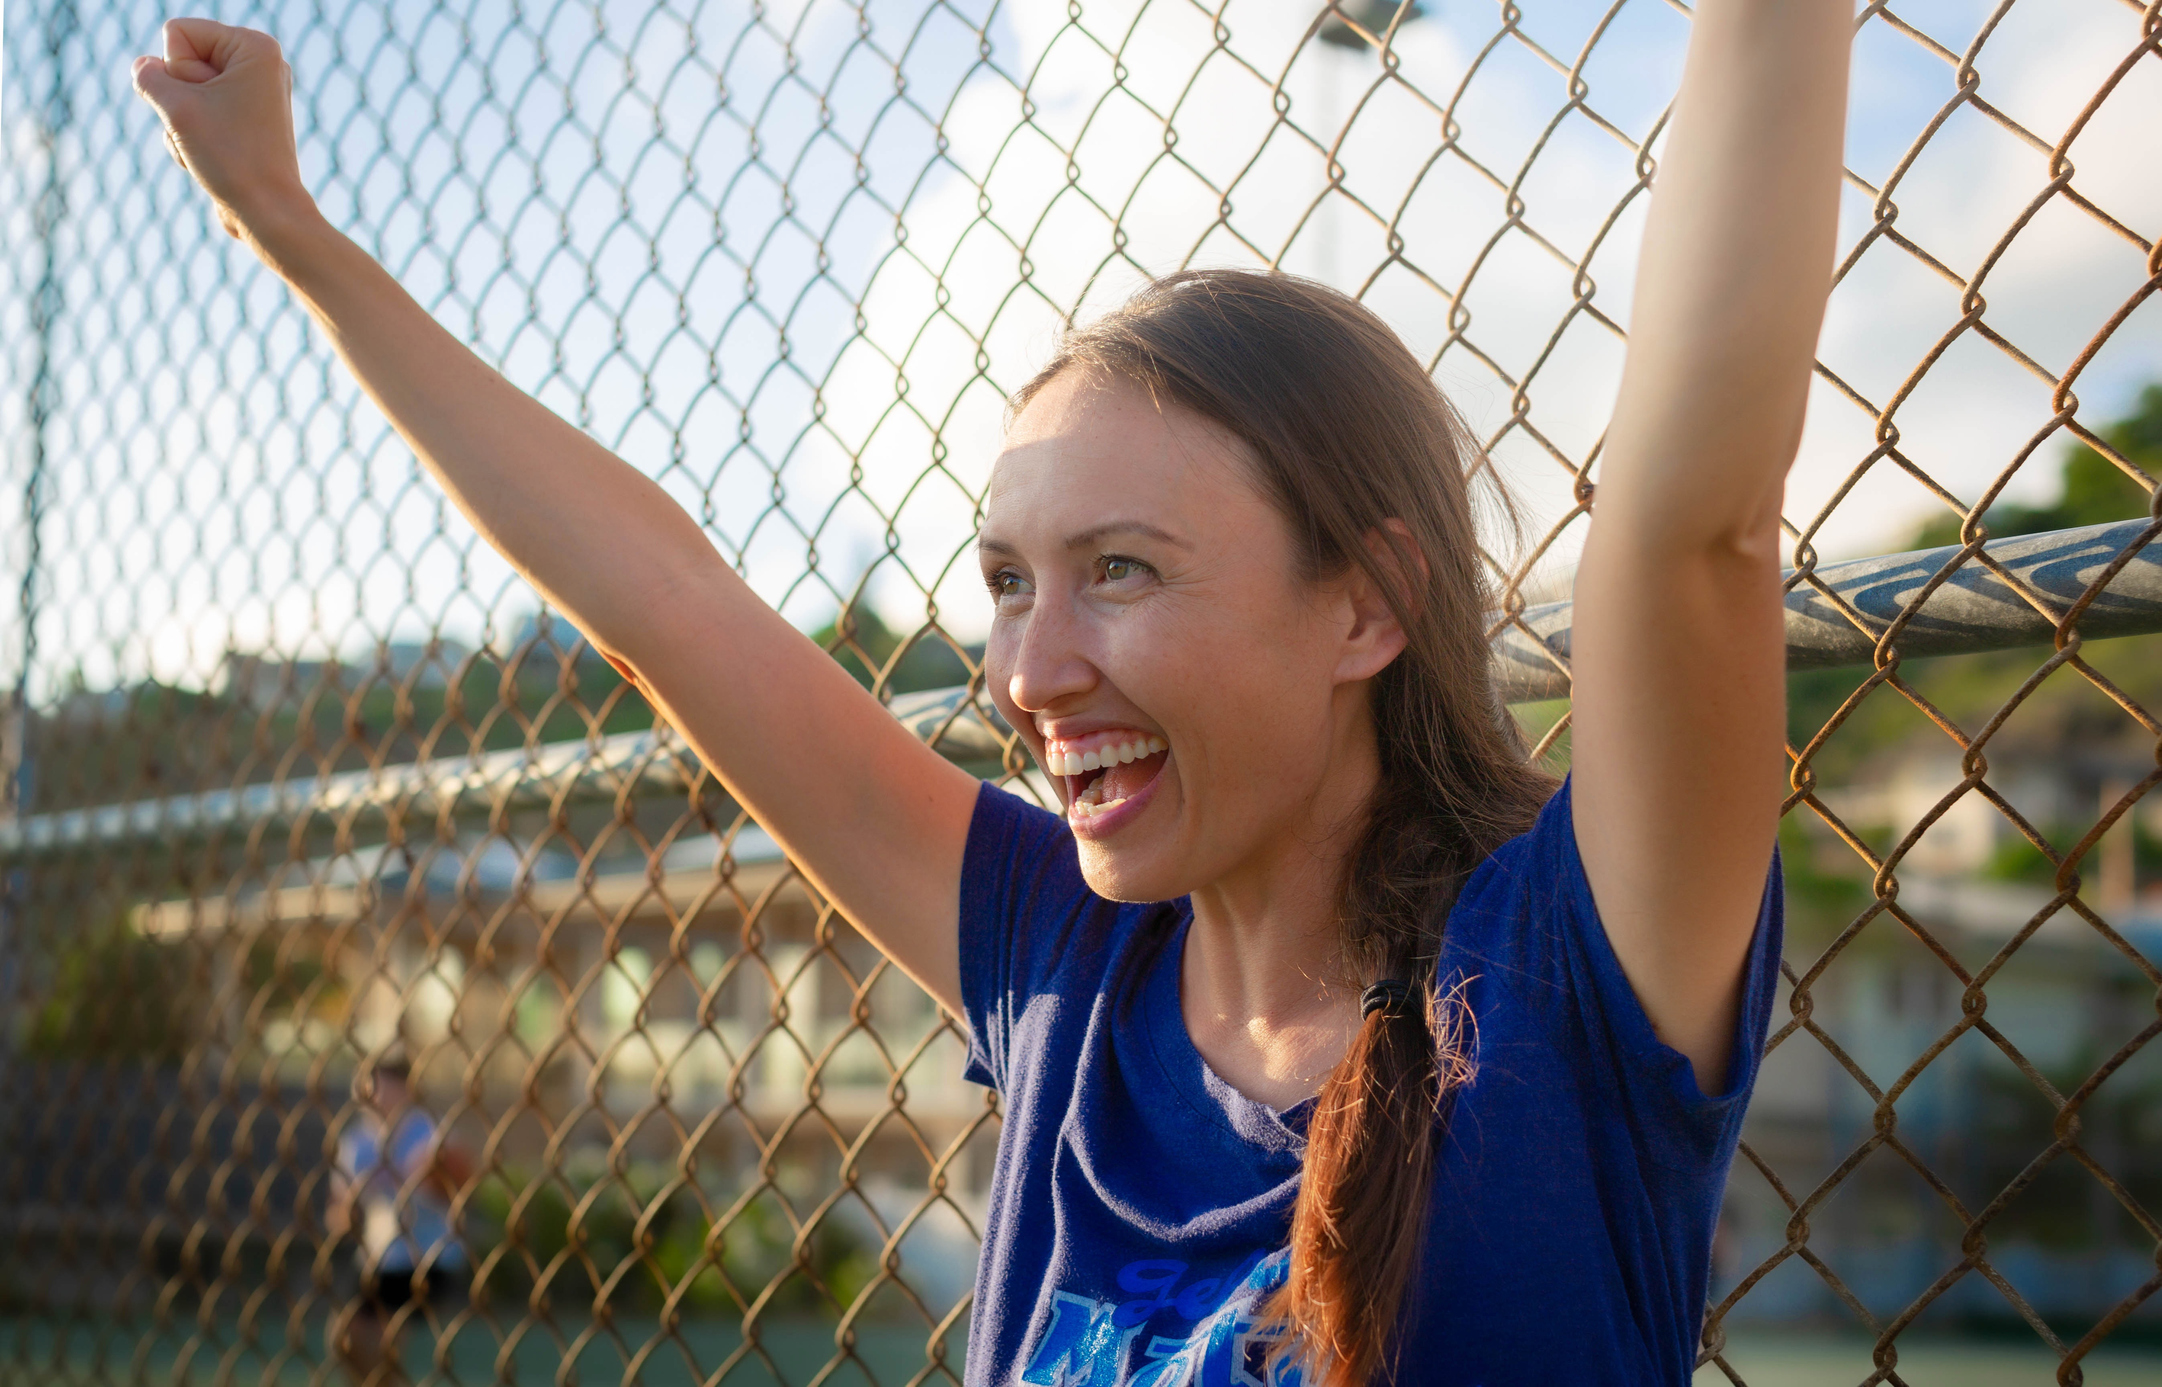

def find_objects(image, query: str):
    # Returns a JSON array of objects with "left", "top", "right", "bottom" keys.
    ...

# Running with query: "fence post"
[{"left": 9, "top": 0, "right": 75, "bottom": 822}]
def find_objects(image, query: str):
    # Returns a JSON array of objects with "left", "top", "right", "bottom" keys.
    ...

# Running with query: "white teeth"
[
  {"left": 1067, "top": 792, "right": 1128, "bottom": 823},
  {"left": 1043, "top": 734, "right": 1170, "bottom": 782}
]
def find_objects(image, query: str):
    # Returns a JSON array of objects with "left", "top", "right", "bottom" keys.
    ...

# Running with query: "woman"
[{"left": 133, "top": 4, "right": 1849, "bottom": 1382}]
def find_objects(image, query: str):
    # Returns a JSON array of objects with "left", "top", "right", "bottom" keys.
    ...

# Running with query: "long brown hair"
[{"left": 1011, "top": 270, "right": 1557, "bottom": 1383}]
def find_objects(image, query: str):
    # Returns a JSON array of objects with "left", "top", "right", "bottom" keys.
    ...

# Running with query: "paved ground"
[
  {"left": 13, "top": 1317, "right": 2162, "bottom": 1384},
  {"left": 1697, "top": 1333, "right": 2162, "bottom": 1386}
]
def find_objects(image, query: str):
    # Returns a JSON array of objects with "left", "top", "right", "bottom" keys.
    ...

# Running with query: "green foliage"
[
  {"left": 1787, "top": 630, "right": 2162, "bottom": 784},
  {"left": 1978, "top": 819, "right": 2162, "bottom": 887},
  {"left": 31, "top": 656, "right": 660, "bottom": 814},
  {"left": 467, "top": 1159, "right": 877, "bottom": 1318},
  {"left": 649, "top": 1188, "right": 878, "bottom": 1317},
  {"left": 1969, "top": 1041, "right": 2162, "bottom": 1252},
  {"left": 1776, "top": 815, "right": 1877, "bottom": 945},
  {"left": 23, "top": 921, "right": 198, "bottom": 1063},
  {"left": 809, "top": 604, "right": 976, "bottom": 696},
  {"left": 35, "top": 603, "right": 984, "bottom": 815},
  {"left": 1910, "top": 384, "right": 2159, "bottom": 549}
]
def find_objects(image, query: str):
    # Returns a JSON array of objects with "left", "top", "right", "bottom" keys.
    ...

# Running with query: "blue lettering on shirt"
[{"left": 1020, "top": 1252, "right": 1300, "bottom": 1387}]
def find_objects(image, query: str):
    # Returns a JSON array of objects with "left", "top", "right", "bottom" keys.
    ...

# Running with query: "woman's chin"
[
  {"left": 1075, "top": 843, "right": 1186, "bottom": 905},
  {"left": 1072, "top": 811, "right": 1190, "bottom": 905}
]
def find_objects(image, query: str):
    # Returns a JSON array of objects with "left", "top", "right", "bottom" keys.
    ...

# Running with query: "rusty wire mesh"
[{"left": 2, "top": 0, "right": 2160, "bottom": 1384}]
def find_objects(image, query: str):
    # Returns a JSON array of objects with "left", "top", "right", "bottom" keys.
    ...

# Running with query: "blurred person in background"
[{"left": 329, "top": 1046, "right": 472, "bottom": 1386}]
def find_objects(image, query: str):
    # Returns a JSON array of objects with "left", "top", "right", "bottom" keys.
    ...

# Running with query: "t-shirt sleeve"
[
  {"left": 957, "top": 779, "right": 1112, "bottom": 1094},
  {"left": 1446, "top": 775, "right": 1784, "bottom": 1172}
]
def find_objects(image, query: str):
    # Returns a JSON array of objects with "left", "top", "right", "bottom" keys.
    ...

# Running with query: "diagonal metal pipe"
[{"left": 1492, "top": 517, "right": 2162, "bottom": 703}]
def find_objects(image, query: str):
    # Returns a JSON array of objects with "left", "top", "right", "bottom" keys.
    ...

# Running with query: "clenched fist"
[{"left": 132, "top": 18, "right": 311, "bottom": 242}]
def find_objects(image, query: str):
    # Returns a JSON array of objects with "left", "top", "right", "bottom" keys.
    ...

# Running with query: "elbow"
[
  {"left": 1586, "top": 491, "right": 1785, "bottom": 586},
  {"left": 1709, "top": 504, "right": 1785, "bottom": 572}
]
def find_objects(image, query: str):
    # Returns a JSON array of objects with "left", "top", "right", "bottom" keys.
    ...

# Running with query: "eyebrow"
[{"left": 976, "top": 519, "right": 1190, "bottom": 560}]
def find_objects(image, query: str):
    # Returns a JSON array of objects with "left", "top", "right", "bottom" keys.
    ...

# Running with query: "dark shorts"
[{"left": 360, "top": 1265, "right": 466, "bottom": 1312}]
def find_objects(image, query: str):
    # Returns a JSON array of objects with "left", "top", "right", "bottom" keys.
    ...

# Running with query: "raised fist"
[{"left": 132, "top": 19, "right": 309, "bottom": 239}]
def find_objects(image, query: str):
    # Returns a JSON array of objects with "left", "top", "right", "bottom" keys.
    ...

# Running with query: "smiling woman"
[
  {"left": 967, "top": 275, "right": 1565, "bottom": 1378},
  {"left": 130, "top": 1, "right": 1852, "bottom": 1382}
]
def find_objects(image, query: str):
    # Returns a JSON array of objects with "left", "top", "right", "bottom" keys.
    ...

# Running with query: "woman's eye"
[
  {"left": 1100, "top": 556, "right": 1144, "bottom": 583},
  {"left": 986, "top": 570, "right": 1029, "bottom": 601}
]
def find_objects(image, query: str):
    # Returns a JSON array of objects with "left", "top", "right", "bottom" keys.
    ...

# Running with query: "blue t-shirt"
[{"left": 958, "top": 776, "right": 1781, "bottom": 1386}]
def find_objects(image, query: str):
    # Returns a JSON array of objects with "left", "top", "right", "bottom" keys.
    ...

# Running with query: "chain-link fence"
[{"left": 3, "top": 0, "right": 2160, "bottom": 1383}]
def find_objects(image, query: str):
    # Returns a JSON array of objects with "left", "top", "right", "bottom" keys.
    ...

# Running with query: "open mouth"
[{"left": 1044, "top": 733, "right": 1169, "bottom": 823}]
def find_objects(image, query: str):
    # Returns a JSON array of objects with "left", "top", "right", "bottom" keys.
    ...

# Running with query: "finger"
[
  {"left": 130, "top": 54, "right": 190, "bottom": 113},
  {"left": 157, "top": 18, "right": 220, "bottom": 84},
  {"left": 164, "top": 17, "right": 259, "bottom": 82},
  {"left": 162, "top": 17, "right": 215, "bottom": 66},
  {"left": 163, "top": 17, "right": 226, "bottom": 68}
]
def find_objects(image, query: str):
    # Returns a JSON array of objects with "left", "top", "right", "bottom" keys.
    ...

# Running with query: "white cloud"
[{"left": 6, "top": 0, "right": 2155, "bottom": 696}]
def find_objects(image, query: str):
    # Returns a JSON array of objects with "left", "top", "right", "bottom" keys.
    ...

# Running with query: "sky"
[{"left": 0, "top": 0, "right": 2156, "bottom": 700}]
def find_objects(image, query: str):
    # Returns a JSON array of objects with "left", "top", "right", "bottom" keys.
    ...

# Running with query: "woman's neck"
[{"left": 1178, "top": 693, "right": 1380, "bottom": 1110}]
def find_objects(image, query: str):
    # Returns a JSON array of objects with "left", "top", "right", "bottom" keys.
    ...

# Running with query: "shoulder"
[
  {"left": 961, "top": 780, "right": 1131, "bottom": 958},
  {"left": 958, "top": 781, "right": 1175, "bottom": 1091},
  {"left": 1439, "top": 776, "right": 1633, "bottom": 1031},
  {"left": 1447, "top": 779, "right": 1579, "bottom": 939},
  {"left": 1439, "top": 774, "right": 1785, "bottom": 1156},
  {"left": 963, "top": 780, "right": 1080, "bottom": 897}
]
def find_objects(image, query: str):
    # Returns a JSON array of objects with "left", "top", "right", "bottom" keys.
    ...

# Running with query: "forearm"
[
  {"left": 250, "top": 208, "right": 730, "bottom": 662},
  {"left": 1566, "top": 0, "right": 1849, "bottom": 1084},
  {"left": 1594, "top": 0, "right": 1852, "bottom": 552}
]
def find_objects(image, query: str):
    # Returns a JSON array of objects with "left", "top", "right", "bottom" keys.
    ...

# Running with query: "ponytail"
[
  {"left": 1275, "top": 975, "right": 1445, "bottom": 1382},
  {"left": 1262, "top": 747, "right": 1508, "bottom": 1384}
]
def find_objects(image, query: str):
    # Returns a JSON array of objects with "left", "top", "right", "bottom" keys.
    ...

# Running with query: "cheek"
[
  {"left": 1116, "top": 597, "right": 1339, "bottom": 772},
  {"left": 981, "top": 628, "right": 1025, "bottom": 724},
  {"left": 982, "top": 623, "right": 1016, "bottom": 689}
]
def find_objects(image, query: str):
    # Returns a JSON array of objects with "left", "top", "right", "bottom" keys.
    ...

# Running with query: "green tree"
[
  {"left": 1912, "top": 384, "right": 2159, "bottom": 548},
  {"left": 24, "top": 920, "right": 200, "bottom": 1063},
  {"left": 808, "top": 604, "right": 976, "bottom": 695}
]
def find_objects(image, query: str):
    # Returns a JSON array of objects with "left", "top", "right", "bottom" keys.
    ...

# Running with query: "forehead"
[{"left": 984, "top": 369, "right": 1259, "bottom": 531}]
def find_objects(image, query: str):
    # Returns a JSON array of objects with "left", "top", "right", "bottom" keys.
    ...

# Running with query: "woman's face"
[{"left": 979, "top": 368, "right": 1394, "bottom": 903}]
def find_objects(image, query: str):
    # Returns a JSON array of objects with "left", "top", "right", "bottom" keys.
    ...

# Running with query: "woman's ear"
[{"left": 1334, "top": 519, "right": 1422, "bottom": 684}]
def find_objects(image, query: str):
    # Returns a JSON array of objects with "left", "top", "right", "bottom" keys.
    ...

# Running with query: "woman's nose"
[{"left": 1004, "top": 595, "right": 1098, "bottom": 714}]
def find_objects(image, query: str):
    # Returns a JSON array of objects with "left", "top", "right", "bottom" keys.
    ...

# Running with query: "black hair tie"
[{"left": 1360, "top": 978, "right": 1416, "bottom": 1021}]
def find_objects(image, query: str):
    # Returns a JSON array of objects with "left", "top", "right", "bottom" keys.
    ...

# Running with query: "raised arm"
[
  {"left": 132, "top": 18, "right": 978, "bottom": 1011},
  {"left": 1569, "top": 0, "right": 1852, "bottom": 1090}
]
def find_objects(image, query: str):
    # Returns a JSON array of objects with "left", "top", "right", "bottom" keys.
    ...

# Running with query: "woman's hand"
[{"left": 132, "top": 19, "right": 312, "bottom": 242}]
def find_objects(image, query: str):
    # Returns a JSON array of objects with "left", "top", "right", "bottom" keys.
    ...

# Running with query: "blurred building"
[{"left": 1725, "top": 741, "right": 2162, "bottom": 1331}]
